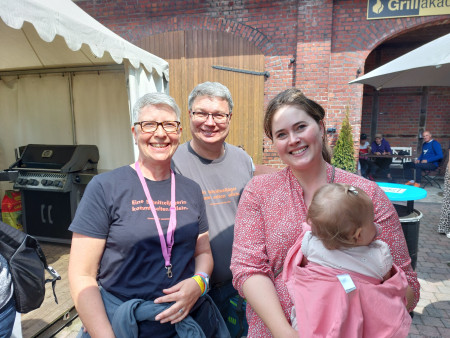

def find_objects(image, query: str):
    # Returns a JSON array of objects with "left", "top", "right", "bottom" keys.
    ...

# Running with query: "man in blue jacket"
[{"left": 403, "top": 130, "right": 443, "bottom": 187}]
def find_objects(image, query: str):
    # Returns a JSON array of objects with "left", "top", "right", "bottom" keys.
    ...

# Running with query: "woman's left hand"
[{"left": 154, "top": 277, "right": 202, "bottom": 324}]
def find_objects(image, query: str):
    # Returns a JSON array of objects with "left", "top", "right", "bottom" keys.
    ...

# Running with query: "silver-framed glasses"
[{"left": 191, "top": 111, "right": 230, "bottom": 123}]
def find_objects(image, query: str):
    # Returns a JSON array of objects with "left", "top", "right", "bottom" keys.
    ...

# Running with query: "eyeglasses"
[
  {"left": 134, "top": 121, "right": 180, "bottom": 133},
  {"left": 191, "top": 111, "right": 230, "bottom": 123}
]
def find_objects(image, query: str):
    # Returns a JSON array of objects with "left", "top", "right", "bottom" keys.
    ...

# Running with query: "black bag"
[{"left": 0, "top": 220, "right": 60, "bottom": 313}]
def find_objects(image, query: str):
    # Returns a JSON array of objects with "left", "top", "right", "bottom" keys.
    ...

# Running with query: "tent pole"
[{"left": 68, "top": 72, "right": 77, "bottom": 145}]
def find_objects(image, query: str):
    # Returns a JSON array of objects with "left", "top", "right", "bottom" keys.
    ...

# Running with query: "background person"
[
  {"left": 284, "top": 183, "right": 411, "bottom": 337},
  {"left": 359, "top": 133, "right": 373, "bottom": 179},
  {"left": 230, "top": 88, "right": 419, "bottom": 337},
  {"left": 0, "top": 253, "right": 15, "bottom": 337},
  {"left": 172, "top": 82, "right": 254, "bottom": 323},
  {"left": 68, "top": 92, "right": 226, "bottom": 337},
  {"left": 371, "top": 133, "right": 393, "bottom": 181},
  {"left": 438, "top": 142, "right": 450, "bottom": 237},
  {"left": 404, "top": 131, "right": 443, "bottom": 187}
]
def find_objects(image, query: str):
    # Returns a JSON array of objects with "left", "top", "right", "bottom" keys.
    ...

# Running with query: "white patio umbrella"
[{"left": 349, "top": 32, "right": 450, "bottom": 89}]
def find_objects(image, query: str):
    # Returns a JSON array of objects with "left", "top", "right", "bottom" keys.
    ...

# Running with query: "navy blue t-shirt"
[{"left": 69, "top": 165, "right": 208, "bottom": 301}]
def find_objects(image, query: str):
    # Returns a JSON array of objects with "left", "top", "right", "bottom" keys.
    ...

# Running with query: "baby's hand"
[
  {"left": 300, "top": 256, "right": 309, "bottom": 267},
  {"left": 382, "top": 269, "right": 392, "bottom": 281}
]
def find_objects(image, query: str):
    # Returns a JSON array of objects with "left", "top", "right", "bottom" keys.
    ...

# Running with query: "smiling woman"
[
  {"left": 68, "top": 92, "right": 228, "bottom": 337},
  {"left": 231, "top": 88, "right": 420, "bottom": 337},
  {"left": 132, "top": 98, "right": 182, "bottom": 172},
  {"left": 270, "top": 105, "right": 324, "bottom": 176}
]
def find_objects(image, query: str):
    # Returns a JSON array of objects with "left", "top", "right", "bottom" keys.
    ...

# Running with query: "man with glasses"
[{"left": 172, "top": 82, "right": 253, "bottom": 327}]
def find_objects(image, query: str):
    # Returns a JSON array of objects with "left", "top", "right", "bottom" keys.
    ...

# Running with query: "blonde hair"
[{"left": 307, "top": 183, "right": 374, "bottom": 250}]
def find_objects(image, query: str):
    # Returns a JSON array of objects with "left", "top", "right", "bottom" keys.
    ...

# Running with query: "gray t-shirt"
[{"left": 172, "top": 142, "right": 253, "bottom": 284}]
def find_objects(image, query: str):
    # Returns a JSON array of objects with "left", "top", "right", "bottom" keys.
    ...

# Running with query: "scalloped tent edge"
[{"left": 0, "top": 0, "right": 169, "bottom": 80}]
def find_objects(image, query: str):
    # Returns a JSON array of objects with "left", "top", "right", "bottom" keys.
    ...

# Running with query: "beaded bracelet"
[{"left": 191, "top": 275, "right": 206, "bottom": 294}]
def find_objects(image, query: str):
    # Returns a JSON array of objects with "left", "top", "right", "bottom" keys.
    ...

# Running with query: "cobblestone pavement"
[{"left": 407, "top": 199, "right": 450, "bottom": 338}]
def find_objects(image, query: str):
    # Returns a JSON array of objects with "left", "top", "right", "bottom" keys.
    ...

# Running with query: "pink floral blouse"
[{"left": 231, "top": 164, "right": 419, "bottom": 337}]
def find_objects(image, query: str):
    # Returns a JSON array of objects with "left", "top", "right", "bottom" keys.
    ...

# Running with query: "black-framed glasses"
[
  {"left": 134, "top": 121, "right": 180, "bottom": 133},
  {"left": 191, "top": 111, "right": 230, "bottom": 123}
]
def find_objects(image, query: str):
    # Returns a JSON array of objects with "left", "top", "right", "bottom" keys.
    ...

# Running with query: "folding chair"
[{"left": 422, "top": 150, "right": 448, "bottom": 189}]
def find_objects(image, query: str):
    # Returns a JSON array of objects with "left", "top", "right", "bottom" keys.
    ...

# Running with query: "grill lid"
[{"left": 10, "top": 144, "right": 99, "bottom": 173}]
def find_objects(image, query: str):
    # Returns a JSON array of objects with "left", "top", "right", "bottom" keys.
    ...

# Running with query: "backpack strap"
[
  {"left": 45, "top": 266, "right": 61, "bottom": 304},
  {"left": 35, "top": 244, "right": 61, "bottom": 304}
]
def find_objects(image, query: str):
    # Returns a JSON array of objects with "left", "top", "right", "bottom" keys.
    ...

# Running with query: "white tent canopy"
[
  {"left": 0, "top": 0, "right": 169, "bottom": 197},
  {"left": 0, "top": 0, "right": 169, "bottom": 76}
]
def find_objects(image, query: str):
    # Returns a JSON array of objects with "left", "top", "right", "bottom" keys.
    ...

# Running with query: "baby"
[
  {"left": 301, "top": 183, "right": 392, "bottom": 281},
  {"left": 283, "top": 183, "right": 411, "bottom": 337}
]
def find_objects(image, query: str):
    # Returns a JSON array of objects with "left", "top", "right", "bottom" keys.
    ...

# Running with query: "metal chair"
[{"left": 422, "top": 150, "right": 448, "bottom": 189}]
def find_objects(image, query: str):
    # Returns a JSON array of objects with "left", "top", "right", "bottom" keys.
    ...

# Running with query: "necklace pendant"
[{"left": 166, "top": 265, "right": 173, "bottom": 278}]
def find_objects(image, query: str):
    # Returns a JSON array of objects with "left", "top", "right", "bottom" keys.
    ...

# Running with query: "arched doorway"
[
  {"left": 137, "top": 30, "right": 266, "bottom": 163},
  {"left": 360, "top": 23, "right": 450, "bottom": 154}
]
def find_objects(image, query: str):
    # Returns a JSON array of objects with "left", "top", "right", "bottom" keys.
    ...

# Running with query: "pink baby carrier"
[{"left": 283, "top": 229, "right": 412, "bottom": 338}]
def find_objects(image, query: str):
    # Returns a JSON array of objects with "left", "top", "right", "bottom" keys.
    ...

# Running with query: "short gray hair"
[
  {"left": 132, "top": 92, "right": 181, "bottom": 123},
  {"left": 188, "top": 82, "right": 234, "bottom": 113}
]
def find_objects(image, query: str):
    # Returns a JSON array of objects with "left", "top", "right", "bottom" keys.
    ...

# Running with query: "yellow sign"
[{"left": 367, "top": 0, "right": 450, "bottom": 19}]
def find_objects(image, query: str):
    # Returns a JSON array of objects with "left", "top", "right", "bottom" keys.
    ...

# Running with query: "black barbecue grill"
[{"left": 7, "top": 144, "right": 99, "bottom": 243}]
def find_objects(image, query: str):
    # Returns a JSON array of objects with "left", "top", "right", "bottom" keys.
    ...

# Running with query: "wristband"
[
  {"left": 196, "top": 272, "right": 209, "bottom": 280},
  {"left": 196, "top": 275, "right": 208, "bottom": 296},
  {"left": 191, "top": 275, "right": 206, "bottom": 294},
  {"left": 195, "top": 272, "right": 210, "bottom": 296}
]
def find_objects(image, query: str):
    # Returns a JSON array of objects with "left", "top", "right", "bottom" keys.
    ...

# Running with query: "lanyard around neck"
[{"left": 135, "top": 161, "right": 177, "bottom": 278}]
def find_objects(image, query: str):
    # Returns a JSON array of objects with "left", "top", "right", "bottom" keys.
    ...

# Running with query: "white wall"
[{"left": 0, "top": 70, "right": 134, "bottom": 201}]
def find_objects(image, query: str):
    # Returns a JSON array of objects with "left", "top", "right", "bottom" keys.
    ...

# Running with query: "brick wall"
[
  {"left": 75, "top": 0, "right": 450, "bottom": 167},
  {"left": 361, "top": 86, "right": 450, "bottom": 153},
  {"left": 361, "top": 43, "right": 450, "bottom": 153}
]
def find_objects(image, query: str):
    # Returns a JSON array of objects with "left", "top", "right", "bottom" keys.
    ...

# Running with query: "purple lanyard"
[{"left": 135, "top": 161, "right": 177, "bottom": 278}]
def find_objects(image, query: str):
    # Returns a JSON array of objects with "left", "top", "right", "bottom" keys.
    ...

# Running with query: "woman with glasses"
[{"left": 68, "top": 92, "right": 227, "bottom": 337}]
